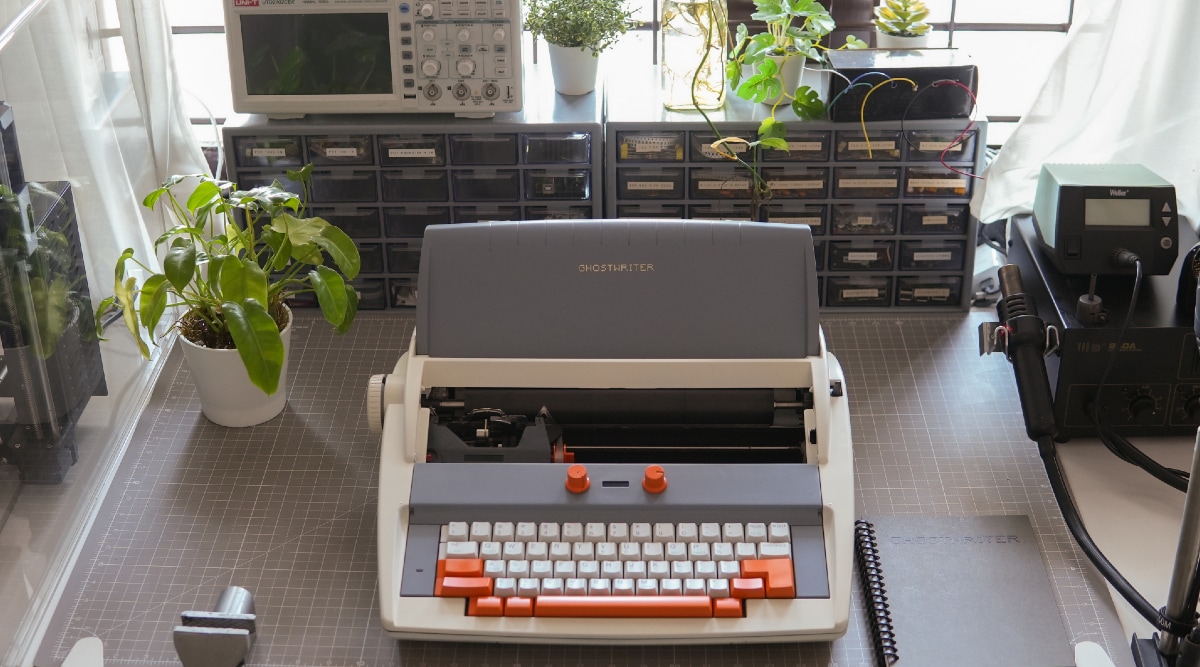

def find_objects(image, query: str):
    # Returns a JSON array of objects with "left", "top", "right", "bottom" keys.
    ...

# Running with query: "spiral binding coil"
[{"left": 855, "top": 519, "right": 899, "bottom": 666}]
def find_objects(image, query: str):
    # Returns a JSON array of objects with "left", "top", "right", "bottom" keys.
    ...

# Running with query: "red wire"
[{"left": 929, "top": 79, "right": 983, "bottom": 180}]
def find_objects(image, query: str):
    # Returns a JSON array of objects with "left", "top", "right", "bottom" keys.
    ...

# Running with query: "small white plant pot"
[
  {"left": 179, "top": 309, "right": 292, "bottom": 428},
  {"left": 875, "top": 30, "right": 931, "bottom": 49},
  {"left": 547, "top": 43, "right": 600, "bottom": 96}
]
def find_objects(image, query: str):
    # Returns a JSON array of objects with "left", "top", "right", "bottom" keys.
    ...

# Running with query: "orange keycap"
[
  {"left": 712, "top": 598, "right": 744, "bottom": 618},
  {"left": 468, "top": 596, "right": 504, "bottom": 616},
  {"left": 730, "top": 578, "right": 766, "bottom": 599},
  {"left": 435, "top": 576, "right": 493, "bottom": 598},
  {"left": 534, "top": 595, "right": 713, "bottom": 617},
  {"left": 504, "top": 597, "right": 534, "bottom": 616},
  {"left": 741, "top": 558, "right": 795, "bottom": 598},
  {"left": 436, "top": 558, "right": 484, "bottom": 579}
]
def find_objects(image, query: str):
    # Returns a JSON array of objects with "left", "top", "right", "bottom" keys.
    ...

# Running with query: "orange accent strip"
[
  {"left": 712, "top": 598, "right": 744, "bottom": 618},
  {"left": 741, "top": 558, "right": 796, "bottom": 599},
  {"left": 730, "top": 578, "right": 766, "bottom": 599},
  {"left": 504, "top": 597, "right": 535, "bottom": 616},
  {"left": 467, "top": 596, "right": 504, "bottom": 616},
  {"left": 435, "top": 576, "right": 493, "bottom": 598},
  {"left": 436, "top": 558, "right": 485, "bottom": 579},
  {"left": 533, "top": 595, "right": 713, "bottom": 618}
]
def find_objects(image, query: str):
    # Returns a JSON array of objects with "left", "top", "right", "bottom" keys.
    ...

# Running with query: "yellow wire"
[{"left": 860, "top": 77, "right": 918, "bottom": 158}]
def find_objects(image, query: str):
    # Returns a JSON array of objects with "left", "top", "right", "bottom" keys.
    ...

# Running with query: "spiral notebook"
[{"left": 855, "top": 515, "right": 1075, "bottom": 667}]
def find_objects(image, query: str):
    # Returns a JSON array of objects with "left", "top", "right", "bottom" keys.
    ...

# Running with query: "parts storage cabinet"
[
  {"left": 605, "top": 92, "right": 985, "bottom": 310},
  {"left": 223, "top": 98, "right": 602, "bottom": 309}
]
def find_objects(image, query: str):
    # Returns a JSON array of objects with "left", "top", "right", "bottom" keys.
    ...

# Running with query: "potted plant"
[
  {"left": 873, "top": 0, "right": 932, "bottom": 48},
  {"left": 95, "top": 165, "right": 361, "bottom": 427},
  {"left": 524, "top": 0, "right": 640, "bottom": 96}
]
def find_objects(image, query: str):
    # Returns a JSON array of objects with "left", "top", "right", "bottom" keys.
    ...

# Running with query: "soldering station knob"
[
  {"left": 642, "top": 465, "right": 668, "bottom": 494},
  {"left": 565, "top": 464, "right": 590, "bottom": 493}
]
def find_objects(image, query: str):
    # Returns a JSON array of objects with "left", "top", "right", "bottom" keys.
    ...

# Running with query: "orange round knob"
[
  {"left": 642, "top": 465, "right": 667, "bottom": 494},
  {"left": 565, "top": 464, "right": 590, "bottom": 493}
]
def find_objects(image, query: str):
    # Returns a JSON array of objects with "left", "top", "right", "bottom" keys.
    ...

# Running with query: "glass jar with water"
[{"left": 660, "top": 0, "right": 729, "bottom": 110}]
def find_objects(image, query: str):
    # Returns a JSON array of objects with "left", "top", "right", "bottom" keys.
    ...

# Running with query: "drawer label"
[
  {"left": 700, "top": 144, "right": 747, "bottom": 158},
  {"left": 922, "top": 215, "right": 950, "bottom": 225},
  {"left": 786, "top": 141, "right": 824, "bottom": 151},
  {"left": 913, "top": 251, "right": 953, "bottom": 261},
  {"left": 909, "top": 178, "right": 968, "bottom": 189},
  {"left": 634, "top": 140, "right": 677, "bottom": 153},
  {"left": 840, "top": 179, "right": 897, "bottom": 188},
  {"left": 855, "top": 216, "right": 875, "bottom": 226},
  {"left": 767, "top": 180, "right": 822, "bottom": 189},
  {"left": 842, "top": 288, "right": 880, "bottom": 299},
  {"left": 325, "top": 147, "right": 360, "bottom": 157},
  {"left": 846, "top": 251, "right": 880, "bottom": 262},
  {"left": 627, "top": 181, "right": 676, "bottom": 191},
  {"left": 697, "top": 179, "right": 750, "bottom": 190},
  {"left": 772, "top": 216, "right": 821, "bottom": 225},
  {"left": 390, "top": 148, "right": 438, "bottom": 158},
  {"left": 250, "top": 147, "right": 287, "bottom": 157},
  {"left": 847, "top": 141, "right": 895, "bottom": 151},
  {"left": 918, "top": 140, "right": 965, "bottom": 152},
  {"left": 913, "top": 287, "right": 952, "bottom": 298}
]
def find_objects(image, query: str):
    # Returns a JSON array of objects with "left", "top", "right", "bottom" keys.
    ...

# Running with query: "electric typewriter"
[{"left": 367, "top": 219, "right": 853, "bottom": 644}]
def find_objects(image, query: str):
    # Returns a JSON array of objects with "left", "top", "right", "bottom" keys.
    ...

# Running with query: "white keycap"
[
  {"left": 502, "top": 541, "right": 525, "bottom": 560},
  {"left": 648, "top": 560, "right": 670, "bottom": 580},
  {"left": 596, "top": 542, "right": 618, "bottom": 561},
  {"left": 735, "top": 542, "right": 758, "bottom": 560},
  {"left": 746, "top": 522, "right": 768, "bottom": 543},
  {"left": 577, "top": 560, "right": 600, "bottom": 578},
  {"left": 601, "top": 560, "right": 624, "bottom": 579},
  {"left": 515, "top": 522, "right": 537, "bottom": 542},
  {"left": 758, "top": 542, "right": 792, "bottom": 559},
  {"left": 484, "top": 560, "right": 507, "bottom": 578},
  {"left": 676, "top": 523, "right": 698, "bottom": 542},
  {"left": 562, "top": 522, "right": 584, "bottom": 543},
  {"left": 699, "top": 523, "right": 722, "bottom": 543},
  {"left": 493, "top": 577, "right": 517, "bottom": 597},
  {"left": 549, "top": 542, "right": 572, "bottom": 561},
  {"left": 470, "top": 521, "right": 493, "bottom": 542},
  {"left": 438, "top": 543, "right": 448, "bottom": 559},
  {"left": 630, "top": 523, "right": 652, "bottom": 543},
  {"left": 525, "top": 541, "right": 549, "bottom": 560},
  {"left": 541, "top": 578, "right": 564, "bottom": 596},
  {"left": 722, "top": 523, "right": 745, "bottom": 542},
  {"left": 585, "top": 523, "right": 607, "bottom": 542},
  {"left": 480, "top": 541, "right": 503, "bottom": 560},
  {"left": 718, "top": 560, "right": 742, "bottom": 579},
  {"left": 530, "top": 559, "right": 554, "bottom": 578},
  {"left": 538, "top": 523, "right": 561, "bottom": 542},
  {"left": 683, "top": 578, "right": 707, "bottom": 596},
  {"left": 608, "top": 523, "right": 630, "bottom": 542},
  {"left": 642, "top": 542, "right": 665, "bottom": 560},
  {"left": 613, "top": 578, "right": 636, "bottom": 595},
  {"left": 694, "top": 560, "right": 718, "bottom": 579},
  {"left": 624, "top": 561, "right": 647, "bottom": 579},
  {"left": 554, "top": 560, "right": 577, "bottom": 578},
  {"left": 446, "top": 522, "right": 470, "bottom": 542},
  {"left": 636, "top": 579, "right": 659, "bottom": 595},
  {"left": 707, "top": 578, "right": 730, "bottom": 597},
  {"left": 653, "top": 523, "right": 675, "bottom": 542},
  {"left": 572, "top": 542, "right": 596, "bottom": 560},
  {"left": 665, "top": 542, "right": 688, "bottom": 562},
  {"left": 688, "top": 542, "right": 711, "bottom": 561},
  {"left": 670, "top": 560, "right": 693, "bottom": 579},
  {"left": 506, "top": 560, "right": 530, "bottom": 578},
  {"left": 769, "top": 522, "right": 790, "bottom": 543},
  {"left": 517, "top": 577, "right": 540, "bottom": 597},
  {"left": 660, "top": 578, "right": 683, "bottom": 595},
  {"left": 588, "top": 578, "right": 611, "bottom": 595},
  {"left": 712, "top": 542, "right": 735, "bottom": 561},
  {"left": 565, "top": 578, "right": 588, "bottom": 595},
  {"left": 619, "top": 542, "right": 642, "bottom": 561},
  {"left": 493, "top": 522, "right": 516, "bottom": 542},
  {"left": 445, "top": 541, "right": 479, "bottom": 559}
]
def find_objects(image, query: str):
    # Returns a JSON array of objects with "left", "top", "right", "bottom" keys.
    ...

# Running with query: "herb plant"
[{"left": 523, "top": 0, "right": 640, "bottom": 53}]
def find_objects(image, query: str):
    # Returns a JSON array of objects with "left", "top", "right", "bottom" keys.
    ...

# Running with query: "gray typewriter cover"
[{"left": 415, "top": 220, "right": 819, "bottom": 359}]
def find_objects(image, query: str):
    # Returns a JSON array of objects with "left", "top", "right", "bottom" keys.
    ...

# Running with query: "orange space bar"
[{"left": 532, "top": 596, "right": 714, "bottom": 618}]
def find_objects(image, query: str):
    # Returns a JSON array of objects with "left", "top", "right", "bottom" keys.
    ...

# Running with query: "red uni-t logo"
[{"left": 234, "top": 0, "right": 259, "bottom": 5}]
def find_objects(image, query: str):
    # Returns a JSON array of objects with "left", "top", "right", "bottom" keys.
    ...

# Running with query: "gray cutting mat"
[{"left": 37, "top": 311, "right": 1129, "bottom": 666}]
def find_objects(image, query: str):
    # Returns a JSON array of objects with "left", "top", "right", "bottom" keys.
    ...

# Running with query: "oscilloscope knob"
[
  {"left": 492, "top": 27, "right": 506, "bottom": 42},
  {"left": 418, "top": 3, "right": 435, "bottom": 17},
  {"left": 421, "top": 28, "right": 436, "bottom": 42},
  {"left": 457, "top": 28, "right": 472, "bottom": 42},
  {"left": 456, "top": 59, "right": 476, "bottom": 77},
  {"left": 421, "top": 59, "right": 441, "bottom": 77}
]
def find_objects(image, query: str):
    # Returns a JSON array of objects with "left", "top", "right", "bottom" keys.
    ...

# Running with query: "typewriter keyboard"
[{"left": 433, "top": 521, "right": 796, "bottom": 617}]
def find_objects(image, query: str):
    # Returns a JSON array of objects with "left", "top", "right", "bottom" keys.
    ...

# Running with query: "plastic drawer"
[
  {"left": 451, "top": 169, "right": 521, "bottom": 201},
  {"left": 310, "top": 207, "right": 381, "bottom": 239},
  {"left": 615, "top": 204, "right": 686, "bottom": 218},
  {"left": 310, "top": 170, "right": 378, "bottom": 203},
  {"left": 616, "top": 167, "right": 685, "bottom": 199},
  {"left": 761, "top": 130, "right": 831, "bottom": 162},
  {"left": 237, "top": 171, "right": 303, "bottom": 194},
  {"left": 833, "top": 167, "right": 901, "bottom": 198},
  {"left": 615, "top": 131, "right": 685, "bottom": 162},
  {"left": 813, "top": 240, "right": 825, "bottom": 270},
  {"left": 524, "top": 169, "right": 590, "bottom": 200},
  {"left": 453, "top": 205, "right": 521, "bottom": 223},
  {"left": 899, "top": 240, "right": 966, "bottom": 271},
  {"left": 896, "top": 275, "right": 963, "bottom": 306},
  {"left": 831, "top": 204, "right": 897, "bottom": 235},
  {"left": 826, "top": 276, "right": 892, "bottom": 307},
  {"left": 305, "top": 135, "right": 374, "bottom": 166},
  {"left": 358, "top": 243, "right": 385, "bottom": 274},
  {"left": 379, "top": 135, "right": 446, "bottom": 166},
  {"left": 689, "top": 168, "right": 751, "bottom": 200},
  {"left": 523, "top": 132, "right": 591, "bottom": 164},
  {"left": 689, "top": 131, "right": 754, "bottom": 162},
  {"left": 233, "top": 136, "right": 304, "bottom": 168},
  {"left": 905, "top": 129, "right": 977, "bottom": 162},
  {"left": 834, "top": 130, "right": 902, "bottom": 161},
  {"left": 386, "top": 240, "right": 423, "bottom": 274},
  {"left": 383, "top": 206, "right": 451, "bottom": 237},
  {"left": 901, "top": 204, "right": 970, "bottom": 235},
  {"left": 763, "top": 166, "right": 828, "bottom": 198},
  {"left": 905, "top": 166, "right": 972, "bottom": 198},
  {"left": 767, "top": 204, "right": 827, "bottom": 235},
  {"left": 389, "top": 276, "right": 419, "bottom": 307},
  {"left": 381, "top": 170, "right": 450, "bottom": 202},
  {"left": 448, "top": 134, "right": 519, "bottom": 164},
  {"left": 525, "top": 205, "right": 593, "bottom": 220},
  {"left": 353, "top": 278, "right": 388, "bottom": 310},
  {"left": 689, "top": 203, "right": 752, "bottom": 220},
  {"left": 828, "top": 240, "right": 895, "bottom": 271}
]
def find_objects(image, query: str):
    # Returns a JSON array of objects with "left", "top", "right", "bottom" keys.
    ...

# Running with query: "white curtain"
[{"left": 973, "top": 0, "right": 1200, "bottom": 227}]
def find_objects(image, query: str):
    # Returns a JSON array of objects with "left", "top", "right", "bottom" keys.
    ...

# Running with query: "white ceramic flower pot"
[
  {"left": 547, "top": 43, "right": 600, "bottom": 96},
  {"left": 179, "top": 309, "right": 292, "bottom": 427},
  {"left": 875, "top": 30, "right": 931, "bottom": 49}
]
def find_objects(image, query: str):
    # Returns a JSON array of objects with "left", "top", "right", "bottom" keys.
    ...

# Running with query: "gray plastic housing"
[{"left": 415, "top": 219, "right": 820, "bottom": 359}]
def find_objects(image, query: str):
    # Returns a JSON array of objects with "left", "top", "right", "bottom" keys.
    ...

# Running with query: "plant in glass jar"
[
  {"left": 873, "top": 0, "right": 932, "bottom": 48},
  {"left": 524, "top": 0, "right": 640, "bottom": 95}
]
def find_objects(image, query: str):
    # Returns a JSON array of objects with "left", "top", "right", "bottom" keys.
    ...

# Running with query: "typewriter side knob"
[{"left": 367, "top": 374, "right": 387, "bottom": 433}]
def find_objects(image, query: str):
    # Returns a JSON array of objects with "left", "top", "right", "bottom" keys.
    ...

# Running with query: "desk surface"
[{"left": 36, "top": 310, "right": 1133, "bottom": 667}]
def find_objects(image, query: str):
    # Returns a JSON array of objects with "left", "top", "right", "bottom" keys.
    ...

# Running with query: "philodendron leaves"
[
  {"left": 222, "top": 299, "right": 285, "bottom": 395},
  {"left": 268, "top": 213, "right": 361, "bottom": 278},
  {"left": 309, "top": 265, "right": 359, "bottom": 334}
]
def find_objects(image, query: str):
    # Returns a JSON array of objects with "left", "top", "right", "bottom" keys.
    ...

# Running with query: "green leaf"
[
  {"left": 115, "top": 275, "right": 149, "bottom": 358},
  {"left": 164, "top": 238, "right": 196, "bottom": 292},
  {"left": 312, "top": 224, "right": 361, "bottom": 279},
  {"left": 760, "top": 137, "right": 791, "bottom": 151},
  {"left": 219, "top": 257, "right": 269, "bottom": 306},
  {"left": 185, "top": 180, "right": 224, "bottom": 215},
  {"left": 223, "top": 299, "right": 285, "bottom": 395},
  {"left": 114, "top": 248, "right": 135, "bottom": 283},
  {"left": 336, "top": 283, "right": 359, "bottom": 335},
  {"left": 310, "top": 266, "right": 349, "bottom": 328},
  {"left": 138, "top": 274, "right": 169, "bottom": 333},
  {"left": 758, "top": 117, "right": 787, "bottom": 141},
  {"left": 791, "top": 85, "right": 826, "bottom": 120},
  {"left": 94, "top": 296, "right": 116, "bottom": 340}
]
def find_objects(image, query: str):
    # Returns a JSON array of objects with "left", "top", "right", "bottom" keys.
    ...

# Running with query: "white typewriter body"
[{"left": 372, "top": 220, "right": 853, "bottom": 644}]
